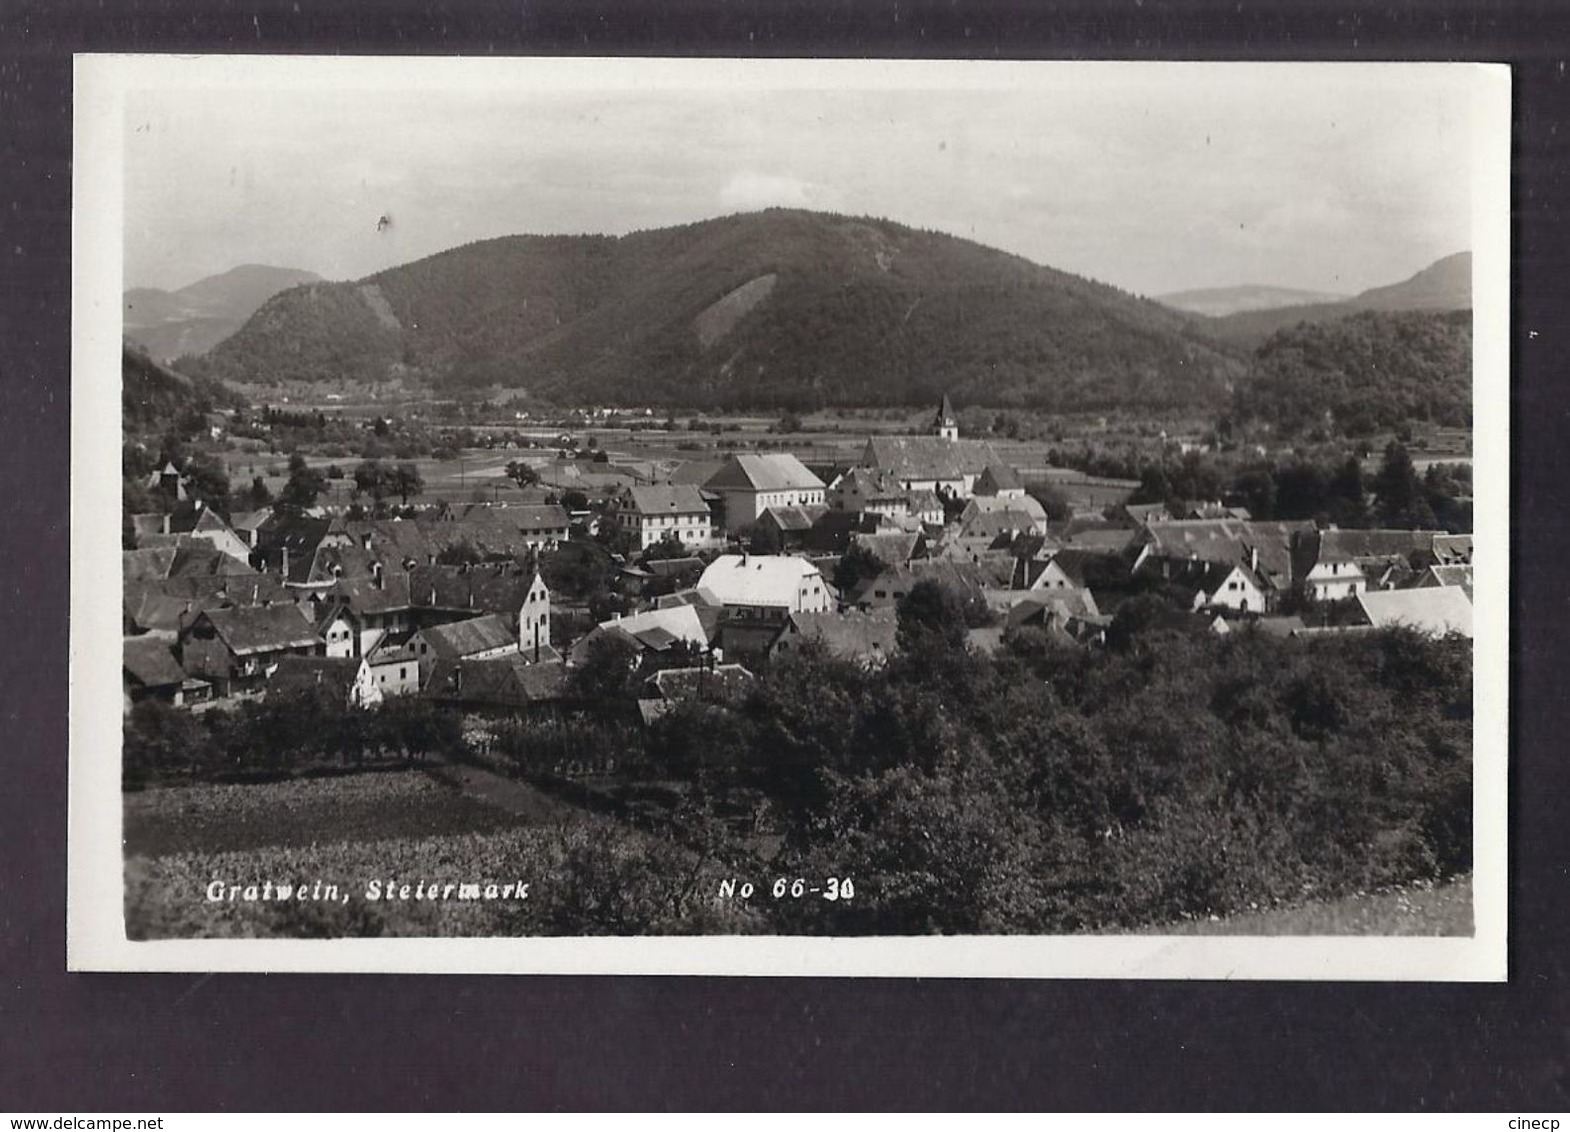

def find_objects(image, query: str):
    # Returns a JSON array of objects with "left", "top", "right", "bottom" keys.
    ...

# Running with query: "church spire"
[{"left": 933, "top": 393, "right": 959, "bottom": 441}]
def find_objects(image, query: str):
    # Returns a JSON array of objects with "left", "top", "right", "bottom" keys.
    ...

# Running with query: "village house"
[
  {"left": 755, "top": 503, "right": 831, "bottom": 552},
  {"left": 1354, "top": 586, "right": 1473, "bottom": 638},
  {"left": 613, "top": 484, "right": 714, "bottom": 550},
  {"left": 826, "top": 467, "right": 910, "bottom": 519},
  {"left": 123, "top": 636, "right": 209, "bottom": 710},
  {"left": 973, "top": 463, "right": 1027, "bottom": 500},
  {"left": 568, "top": 603, "right": 712, "bottom": 667},
  {"left": 1134, "top": 518, "right": 1312, "bottom": 611},
  {"left": 769, "top": 608, "right": 899, "bottom": 668},
  {"left": 409, "top": 614, "right": 524, "bottom": 683},
  {"left": 427, "top": 654, "right": 571, "bottom": 715},
  {"left": 270, "top": 650, "right": 421, "bottom": 708},
  {"left": 177, "top": 603, "right": 325, "bottom": 696},
  {"left": 696, "top": 554, "right": 832, "bottom": 620},
  {"left": 704, "top": 454, "right": 826, "bottom": 530},
  {"left": 1289, "top": 529, "right": 1454, "bottom": 602}
]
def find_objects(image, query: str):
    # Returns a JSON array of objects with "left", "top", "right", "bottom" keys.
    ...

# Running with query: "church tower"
[
  {"left": 518, "top": 569, "right": 551, "bottom": 662},
  {"left": 933, "top": 393, "right": 959, "bottom": 441}
]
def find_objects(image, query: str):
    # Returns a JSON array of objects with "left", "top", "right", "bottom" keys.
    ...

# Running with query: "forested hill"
[
  {"left": 182, "top": 209, "right": 1245, "bottom": 412},
  {"left": 1231, "top": 310, "right": 1472, "bottom": 436},
  {"left": 122, "top": 339, "right": 240, "bottom": 439}
]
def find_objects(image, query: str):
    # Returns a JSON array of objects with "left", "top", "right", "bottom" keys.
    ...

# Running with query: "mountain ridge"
[{"left": 180, "top": 209, "right": 1246, "bottom": 412}]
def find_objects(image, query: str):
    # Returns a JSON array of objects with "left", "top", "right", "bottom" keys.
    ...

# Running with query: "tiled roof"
[
  {"left": 760, "top": 504, "right": 829, "bottom": 532},
  {"left": 705, "top": 453, "right": 825, "bottom": 493},
  {"left": 624, "top": 484, "right": 711, "bottom": 515},
  {"left": 1143, "top": 519, "right": 1312, "bottom": 586},
  {"left": 778, "top": 608, "right": 898, "bottom": 662},
  {"left": 270, "top": 656, "right": 364, "bottom": 696},
  {"left": 197, "top": 604, "right": 322, "bottom": 656},
  {"left": 124, "top": 548, "right": 178, "bottom": 582},
  {"left": 569, "top": 604, "right": 709, "bottom": 664},
  {"left": 1357, "top": 586, "right": 1473, "bottom": 638},
  {"left": 863, "top": 436, "right": 1004, "bottom": 481},
  {"left": 974, "top": 464, "right": 1024, "bottom": 494},
  {"left": 417, "top": 613, "right": 517, "bottom": 658},
  {"left": 428, "top": 655, "right": 568, "bottom": 707},
  {"left": 123, "top": 636, "right": 187, "bottom": 689}
]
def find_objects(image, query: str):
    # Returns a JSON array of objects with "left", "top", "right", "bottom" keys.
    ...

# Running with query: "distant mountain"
[
  {"left": 1203, "top": 253, "right": 1471, "bottom": 345},
  {"left": 124, "top": 264, "right": 322, "bottom": 361},
  {"left": 1353, "top": 252, "right": 1472, "bottom": 311},
  {"left": 1156, "top": 284, "right": 1350, "bottom": 318},
  {"left": 181, "top": 209, "right": 1247, "bottom": 413}
]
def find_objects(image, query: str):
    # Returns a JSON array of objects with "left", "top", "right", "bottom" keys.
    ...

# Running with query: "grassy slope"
[{"left": 1147, "top": 875, "right": 1473, "bottom": 936}]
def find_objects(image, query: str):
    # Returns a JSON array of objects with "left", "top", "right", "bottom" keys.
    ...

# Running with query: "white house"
[
  {"left": 615, "top": 484, "right": 714, "bottom": 550},
  {"left": 697, "top": 554, "right": 833, "bottom": 619},
  {"left": 704, "top": 454, "right": 826, "bottom": 530}
]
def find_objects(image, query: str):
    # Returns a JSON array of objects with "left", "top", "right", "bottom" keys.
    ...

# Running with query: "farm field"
[
  {"left": 122, "top": 769, "right": 760, "bottom": 939},
  {"left": 123, "top": 769, "right": 552, "bottom": 857}
]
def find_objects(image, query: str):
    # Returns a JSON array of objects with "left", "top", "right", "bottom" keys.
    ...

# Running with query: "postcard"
[{"left": 71, "top": 55, "right": 1509, "bottom": 977}]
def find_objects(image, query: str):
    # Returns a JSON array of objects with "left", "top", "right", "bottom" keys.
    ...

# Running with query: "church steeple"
[{"left": 933, "top": 393, "right": 959, "bottom": 441}]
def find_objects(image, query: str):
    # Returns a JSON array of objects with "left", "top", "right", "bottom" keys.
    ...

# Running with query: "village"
[{"left": 123, "top": 394, "right": 1474, "bottom": 725}]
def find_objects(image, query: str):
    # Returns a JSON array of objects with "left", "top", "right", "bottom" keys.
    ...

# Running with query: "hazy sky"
[{"left": 122, "top": 60, "right": 1487, "bottom": 298}]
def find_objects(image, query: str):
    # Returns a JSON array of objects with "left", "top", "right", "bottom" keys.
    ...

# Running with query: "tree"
[
  {"left": 895, "top": 579, "right": 969, "bottom": 654},
  {"left": 1372, "top": 442, "right": 1436, "bottom": 528},
  {"left": 353, "top": 459, "right": 390, "bottom": 501},
  {"left": 505, "top": 459, "right": 540, "bottom": 489},
  {"left": 560, "top": 489, "right": 590, "bottom": 513},
  {"left": 568, "top": 632, "right": 643, "bottom": 704},
  {"left": 833, "top": 543, "right": 884, "bottom": 595},
  {"left": 182, "top": 452, "right": 232, "bottom": 514},
  {"left": 391, "top": 462, "right": 424, "bottom": 505},
  {"left": 277, "top": 462, "right": 328, "bottom": 513},
  {"left": 244, "top": 475, "right": 273, "bottom": 510}
]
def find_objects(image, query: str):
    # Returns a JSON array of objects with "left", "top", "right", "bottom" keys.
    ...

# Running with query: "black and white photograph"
[{"left": 71, "top": 55, "right": 1509, "bottom": 977}]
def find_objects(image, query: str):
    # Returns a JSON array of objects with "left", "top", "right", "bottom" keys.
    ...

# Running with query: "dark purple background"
[{"left": 3, "top": 1, "right": 1567, "bottom": 1111}]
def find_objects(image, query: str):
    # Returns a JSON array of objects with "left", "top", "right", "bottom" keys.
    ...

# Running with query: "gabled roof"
[
  {"left": 851, "top": 530, "right": 923, "bottom": 568},
  {"left": 124, "top": 547, "right": 179, "bottom": 583},
  {"left": 195, "top": 604, "right": 322, "bottom": 656},
  {"left": 959, "top": 508, "right": 1044, "bottom": 540},
  {"left": 863, "top": 436, "right": 1004, "bottom": 482},
  {"left": 974, "top": 464, "right": 1023, "bottom": 495},
  {"left": 1142, "top": 519, "right": 1312, "bottom": 586},
  {"left": 570, "top": 603, "right": 710, "bottom": 665},
  {"left": 705, "top": 453, "right": 825, "bottom": 493},
  {"left": 1417, "top": 564, "right": 1474, "bottom": 600},
  {"left": 1357, "top": 586, "right": 1473, "bottom": 638},
  {"left": 416, "top": 613, "right": 518, "bottom": 658},
  {"left": 779, "top": 608, "right": 899, "bottom": 662},
  {"left": 623, "top": 483, "right": 711, "bottom": 515},
  {"left": 1005, "top": 590, "right": 1102, "bottom": 632},
  {"left": 697, "top": 554, "right": 825, "bottom": 607},
  {"left": 428, "top": 654, "right": 569, "bottom": 708},
  {"left": 123, "top": 637, "right": 187, "bottom": 689},
  {"left": 270, "top": 655, "right": 365, "bottom": 696},
  {"left": 832, "top": 466, "right": 905, "bottom": 501},
  {"left": 760, "top": 503, "right": 830, "bottom": 532}
]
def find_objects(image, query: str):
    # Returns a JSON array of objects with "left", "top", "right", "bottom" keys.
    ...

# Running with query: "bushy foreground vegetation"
[{"left": 125, "top": 616, "right": 1472, "bottom": 937}]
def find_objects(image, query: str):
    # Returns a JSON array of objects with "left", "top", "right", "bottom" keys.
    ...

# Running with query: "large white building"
[
  {"left": 704, "top": 454, "right": 826, "bottom": 530},
  {"left": 697, "top": 554, "right": 833, "bottom": 619}
]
